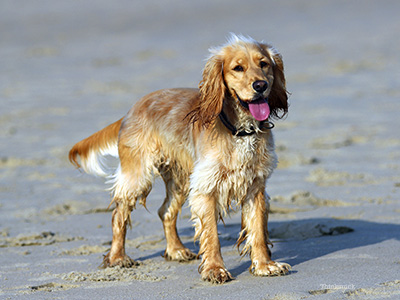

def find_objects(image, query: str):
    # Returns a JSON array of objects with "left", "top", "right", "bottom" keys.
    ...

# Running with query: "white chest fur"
[{"left": 189, "top": 134, "right": 277, "bottom": 213}]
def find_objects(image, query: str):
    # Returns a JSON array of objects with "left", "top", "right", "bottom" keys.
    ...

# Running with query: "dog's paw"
[
  {"left": 250, "top": 261, "right": 291, "bottom": 276},
  {"left": 164, "top": 248, "right": 197, "bottom": 262},
  {"left": 201, "top": 266, "right": 233, "bottom": 284},
  {"left": 101, "top": 253, "right": 139, "bottom": 268}
]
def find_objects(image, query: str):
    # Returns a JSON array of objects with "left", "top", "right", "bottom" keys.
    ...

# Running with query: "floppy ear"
[
  {"left": 187, "top": 55, "right": 225, "bottom": 128},
  {"left": 263, "top": 45, "right": 289, "bottom": 119}
]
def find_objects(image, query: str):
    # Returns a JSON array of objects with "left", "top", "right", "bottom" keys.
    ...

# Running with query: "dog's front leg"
[
  {"left": 191, "top": 194, "right": 233, "bottom": 284},
  {"left": 241, "top": 190, "right": 291, "bottom": 276}
]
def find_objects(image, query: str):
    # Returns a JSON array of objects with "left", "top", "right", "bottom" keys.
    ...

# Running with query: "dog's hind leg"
[
  {"left": 102, "top": 201, "right": 138, "bottom": 268},
  {"left": 158, "top": 167, "right": 197, "bottom": 262},
  {"left": 102, "top": 144, "right": 154, "bottom": 268}
]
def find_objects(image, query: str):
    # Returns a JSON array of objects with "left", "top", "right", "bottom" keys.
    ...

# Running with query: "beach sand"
[{"left": 1, "top": 1, "right": 399, "bottom": 299}]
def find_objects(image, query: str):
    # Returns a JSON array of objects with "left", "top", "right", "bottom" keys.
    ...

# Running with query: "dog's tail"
[{"left": 69, "top": 118, "right": 123, "bottom": 177}]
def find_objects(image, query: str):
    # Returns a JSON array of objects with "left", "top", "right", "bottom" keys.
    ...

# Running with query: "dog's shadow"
[{"left": 169, "top": 218, "right": 400, "bottom": 277}]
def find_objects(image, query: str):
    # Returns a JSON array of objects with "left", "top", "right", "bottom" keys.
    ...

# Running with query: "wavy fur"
[{"left": 69, "top": 34, "right": 290, "bottom": 284}]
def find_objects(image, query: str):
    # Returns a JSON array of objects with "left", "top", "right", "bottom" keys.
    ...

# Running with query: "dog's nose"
[{"left": 252, "top": 80, "right": 268, "bottom": 93}]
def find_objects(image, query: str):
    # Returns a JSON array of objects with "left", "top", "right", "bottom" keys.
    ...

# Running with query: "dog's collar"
[{"left": 218, "top": 109, "right": 274, "bottom": 136}]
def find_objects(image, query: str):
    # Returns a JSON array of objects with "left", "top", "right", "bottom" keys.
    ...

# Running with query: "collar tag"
[{"left": 218, "top": 110, "right": 274, "bottom": 136}]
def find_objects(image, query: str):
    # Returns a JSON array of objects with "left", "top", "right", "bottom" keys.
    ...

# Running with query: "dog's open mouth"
[{"left": 237, "top": 94, "right": 271, "bottom": 121}]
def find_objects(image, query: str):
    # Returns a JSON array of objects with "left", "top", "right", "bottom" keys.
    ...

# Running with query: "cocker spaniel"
[{"left": 69, "top": 34, "right": 290, "bottom": 284}]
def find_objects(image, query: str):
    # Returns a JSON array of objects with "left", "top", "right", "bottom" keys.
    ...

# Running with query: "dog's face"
[
  {"left": 190, "top": 35, "right": 288, "bottom": 128},
  {"left": 223, "top": 44, "right": 275, "bottom": 121}
]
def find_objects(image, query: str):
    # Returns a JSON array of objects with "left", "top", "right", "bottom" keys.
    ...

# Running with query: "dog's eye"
[
  {"left": 260, "top": 61, "right": 269, "bottom": 68},
  {"left": 233, "top": 65, "right": 244, "bottom": 72}
]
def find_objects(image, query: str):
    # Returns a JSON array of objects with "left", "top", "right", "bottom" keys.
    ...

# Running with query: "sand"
[{"left": 1, "top": 0, "right": 400, "bottom": 299}]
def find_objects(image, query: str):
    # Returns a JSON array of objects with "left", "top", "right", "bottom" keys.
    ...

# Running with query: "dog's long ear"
[
  {"left": 187, "top": 55, "right": 225, "bottom": 128},
  {"left": 262, "top": 45, "right": 289, "bottom": 119}
]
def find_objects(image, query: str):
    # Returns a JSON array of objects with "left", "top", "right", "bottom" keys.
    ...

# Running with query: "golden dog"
[{"left": 69, "top": 34, "right": 290, "bottom": 284}]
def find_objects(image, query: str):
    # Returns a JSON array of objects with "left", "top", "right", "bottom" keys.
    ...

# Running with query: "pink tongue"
[{"left": 248, "top": 98, "right": 270, "bottom": 121}]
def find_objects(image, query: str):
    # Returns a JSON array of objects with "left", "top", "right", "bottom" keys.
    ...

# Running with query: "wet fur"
[{"left": 69, "top": 34, "right": 290, "bottom": 284}]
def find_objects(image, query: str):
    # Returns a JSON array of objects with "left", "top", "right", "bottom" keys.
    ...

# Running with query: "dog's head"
[{"left": 190, "top": 34, "right": 288, "bottom": 127}]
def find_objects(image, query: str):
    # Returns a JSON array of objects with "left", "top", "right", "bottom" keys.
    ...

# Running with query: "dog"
[{"left": 69, "top": 34, "right": 290, "bottom": 284}]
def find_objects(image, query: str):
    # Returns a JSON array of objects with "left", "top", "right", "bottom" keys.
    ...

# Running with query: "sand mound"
[
  {"left": 60, "top": 264, "right": 166, "bottom": 282},
  {"left": 270, "top": 222, "right": 353, "bottom": 240}
]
